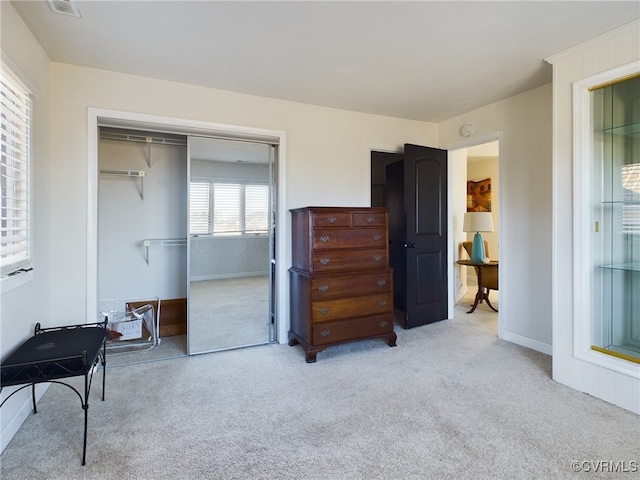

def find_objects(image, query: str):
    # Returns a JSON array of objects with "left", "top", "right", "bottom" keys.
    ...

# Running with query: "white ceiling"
[{"left": 10, "top": 1, "right": 640, "bottom": 123}]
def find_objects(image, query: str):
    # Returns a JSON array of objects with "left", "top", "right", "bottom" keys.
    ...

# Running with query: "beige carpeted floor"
[
  {"left": 107, "top": 275, "right": 271, "bottom": 366},
  {"left": 189, "top": 276, "right": 270, "bottom": 354},
  {"left": 1, "top": 289, "right": 639, "bottom": 480}
]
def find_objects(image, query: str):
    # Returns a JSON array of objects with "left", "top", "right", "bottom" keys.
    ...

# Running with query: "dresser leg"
[
  {"left": 305, "top": 350, "right": 318, "bottom": 363},
  {"left": 387, "top": 333, "right": 397, "bottom": 347}
]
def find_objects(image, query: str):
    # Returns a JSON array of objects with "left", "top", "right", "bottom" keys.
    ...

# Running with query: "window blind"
[
  {"left": 213, "top": 183, "right": 241, "bottom": 235},
  {"left": 245, "top": 184, "right": 269, "bottom": 234},
  {"left": 1, "top": 68, "right": 32, "bottom": 276},
  {"left": 622, "top": 163, "right": 640, "bottom": 235},
  {"left": 189, "top": 182, "right": 211, "bottom": 235},
  {"left": 190, "top": 181, "right": 270, "bottom": 236}
]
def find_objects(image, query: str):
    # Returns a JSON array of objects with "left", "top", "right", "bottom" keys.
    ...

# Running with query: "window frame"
[{"left": 1, "top": 64, "right": 32, "bottom": 279}]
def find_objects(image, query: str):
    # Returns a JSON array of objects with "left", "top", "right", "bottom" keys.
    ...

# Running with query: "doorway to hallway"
[{"left": 450, "top": 139, "right": 501, "bottom": 336}]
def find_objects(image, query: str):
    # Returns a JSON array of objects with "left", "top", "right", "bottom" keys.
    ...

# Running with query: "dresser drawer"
[
  {"left": 312, "top": 293, "right": 392, "bottom": 323},
  {"left": 312, "top": 228, "right": 387, "bottom": 250},
  {"left": 311, "top": 212, "right": 351, "bottom": 227},
  {"left": 312, "top": 248, "right": 388, "bottom": 272},
  {"left": 352, "top": 212, "right": 387, "bottom": 227},
  {"left": 312, "top": 314, "right": 394, "bottom": 345},
  {"left": 311, "top": 270, "right": 392, "bottom": 300}
]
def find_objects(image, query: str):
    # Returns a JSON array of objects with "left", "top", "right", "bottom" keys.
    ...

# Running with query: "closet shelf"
[
  {"left": 99, "top": 169, "right": 145, "bottom": 177},
  {"left": 99, "top": 169, "right": 145, "bottom": 202},
  {"left": 142, "top": 238, "right": 187, "bottom": 265},
  {"left": 100, "top": 128, "right": 187, "bottom": 169}
]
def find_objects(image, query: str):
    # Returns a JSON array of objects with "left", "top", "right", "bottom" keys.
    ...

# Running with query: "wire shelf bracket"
[
  {"left": 99, "top": 169, "right": 145, "bottom": 202},
  {"left": 142, "top": 238, "right": 187, "bottom": 265}
]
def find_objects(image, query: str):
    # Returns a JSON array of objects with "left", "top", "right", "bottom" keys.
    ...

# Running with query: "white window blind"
[
  {"left": 190, "top": 181, "right": 269, "bottom": 236},
  {"left": 622, "top": 163, "right": 640, "bottom": 235},
  {"left": 1, "top": 68, "right": 31, "bottom": 276},
  {"left": 245, "top": 184, "right": 269, "bottom": 234},
  {"left": 189, "top": 182, "right": 211, "bottom": 235},
  {"left": 213, "top": 183, "right": 241, "bottom": 235}
]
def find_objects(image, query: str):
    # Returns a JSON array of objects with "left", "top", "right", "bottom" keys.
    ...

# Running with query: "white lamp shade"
[{"left": 463, "top": 212, "right": 494, "bottom": 233}]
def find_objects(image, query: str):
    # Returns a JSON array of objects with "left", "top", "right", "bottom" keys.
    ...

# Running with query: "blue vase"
[{"left": 471, "top": 233, "right": 485, "bottom": 263}]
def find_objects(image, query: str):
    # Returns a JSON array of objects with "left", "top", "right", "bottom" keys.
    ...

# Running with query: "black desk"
[
  {"left": 1, "top": 321, "right": 107, "bottom": 465},
  {"left": 456, "top": 259, "right": 499, "bottom": 314}
]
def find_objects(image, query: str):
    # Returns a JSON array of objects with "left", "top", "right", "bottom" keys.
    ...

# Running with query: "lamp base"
[{"left": 471, "top": 232, "right": 485, "bottom": 263}]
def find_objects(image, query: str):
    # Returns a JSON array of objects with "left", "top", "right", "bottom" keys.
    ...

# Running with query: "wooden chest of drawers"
[{"left": 289, "top": 207, "right": 397, "bottom": 362}]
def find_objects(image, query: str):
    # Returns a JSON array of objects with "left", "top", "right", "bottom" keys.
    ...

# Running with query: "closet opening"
[{"left": 95, "top": 119, "right": 280, "bottom": 365}]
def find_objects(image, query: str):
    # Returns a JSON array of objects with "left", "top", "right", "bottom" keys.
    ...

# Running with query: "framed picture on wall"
[{"left": 467, "top": 178, "right": 491, "bottom": 212}]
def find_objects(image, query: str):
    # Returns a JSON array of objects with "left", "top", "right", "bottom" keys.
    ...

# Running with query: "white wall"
[
  {"left": 48, "top": 62, "right": 438, "bottom": 335},
  {"left": 440, "top": 84, "right": 553, "bottom": 354},
  {"left": 98, "top": 139, "right": 187, "bottom": 302},
  {"left": 0, "top": 1, "right": 53, "bottom": 452},
  {"left": 546, "top": 20, "right": 640, "bottom": 414}
]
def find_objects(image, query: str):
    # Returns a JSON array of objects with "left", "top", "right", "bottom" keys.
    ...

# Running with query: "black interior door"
[{"left": 403, "top": 144, "right": 448, "bottom": 328}]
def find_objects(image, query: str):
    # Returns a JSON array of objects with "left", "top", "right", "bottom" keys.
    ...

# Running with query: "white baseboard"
[
  {"left": 0, "top": 383, "right": 49, "bottom": 453},
  {"left": 502, "top": 330, "right": 552, "bottom": 356}
]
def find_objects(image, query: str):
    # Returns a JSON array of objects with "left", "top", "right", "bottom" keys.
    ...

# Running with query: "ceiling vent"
[{"left": 47, "top": 0, "right": 81, "bottom": 18}]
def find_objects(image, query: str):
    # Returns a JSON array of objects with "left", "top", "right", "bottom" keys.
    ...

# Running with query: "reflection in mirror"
[{"left": 187, "top": 137, "right": 275, "bottom": 354}]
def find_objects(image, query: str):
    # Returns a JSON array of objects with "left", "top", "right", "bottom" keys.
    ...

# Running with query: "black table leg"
[
  {"left": 31, "top": 383, "right": 37, "bottom": 413},
  {"left": 467, "top": 266, "right": 484, "bottom": 313},
  {"left": 82, "top": 372, "right": 89, "bottom": 465}
]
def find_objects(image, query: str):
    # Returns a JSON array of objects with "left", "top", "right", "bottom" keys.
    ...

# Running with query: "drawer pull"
[
  {"left": 328, "top": 216, "right": 336, "bottom": 224},
  {"left": 378, "top": 300, "right": 387, "bottom": 307},
  {"left": 320, "top": 329, "right": 331, "bottom": 338},
  {"left": 320, "top": 257, "right": 330, "bottom": 265},
  {"left": 379, "top": 320, "right": 388, "bottom": 328},
  {"left": 318, "top": 284, "right": 329, "bottom": 293},
  {"left": 319, "top": 307, "right": 329, "bottom": 316},
  {"left": 377, "top": 279, "right": 386, "bottom": 287},
  {"left": 373, "top": 234, "right": 382, "bottom": 241},
  {"left": 367, "top": 216, "right": 375, "bottom": 223},
  {"left": 373, "top": 255, "right": 382, "bottom": 262},
  {"left": 320, "top": 235, "right": 330, "bottom": 243}
]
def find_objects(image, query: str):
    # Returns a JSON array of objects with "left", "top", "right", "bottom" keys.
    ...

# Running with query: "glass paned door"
[{"left": 591, "top": 75, "right": 640, "bottom": 362}]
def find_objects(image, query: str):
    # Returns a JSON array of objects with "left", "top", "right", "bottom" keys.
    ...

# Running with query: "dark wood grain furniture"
[
  {"left": 456, "top": 259, "right": 499, "bottom": 313},
  {"left": 289, "top": 207, "right": 397, "bottom": 362},
  {"left": 0, "top": 321, "right": 107, "bottom": 465}
]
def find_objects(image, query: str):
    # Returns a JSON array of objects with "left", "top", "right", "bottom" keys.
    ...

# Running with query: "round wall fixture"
[{"left": 460, "top": 124, "right": 474, "bottom": 137}]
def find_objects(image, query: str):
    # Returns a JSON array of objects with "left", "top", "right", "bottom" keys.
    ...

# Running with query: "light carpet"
[{"left": 1, "top": 291, "right": 638, "bottom": 480}]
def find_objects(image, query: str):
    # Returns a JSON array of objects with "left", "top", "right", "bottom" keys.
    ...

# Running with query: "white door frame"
[{"left": 87, "top": 108, "right": 288, "bottom": 344}]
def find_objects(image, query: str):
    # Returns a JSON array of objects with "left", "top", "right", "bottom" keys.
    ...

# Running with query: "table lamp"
[{"left": 463, "top": 212, "right": 494, "bottom": 263}]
